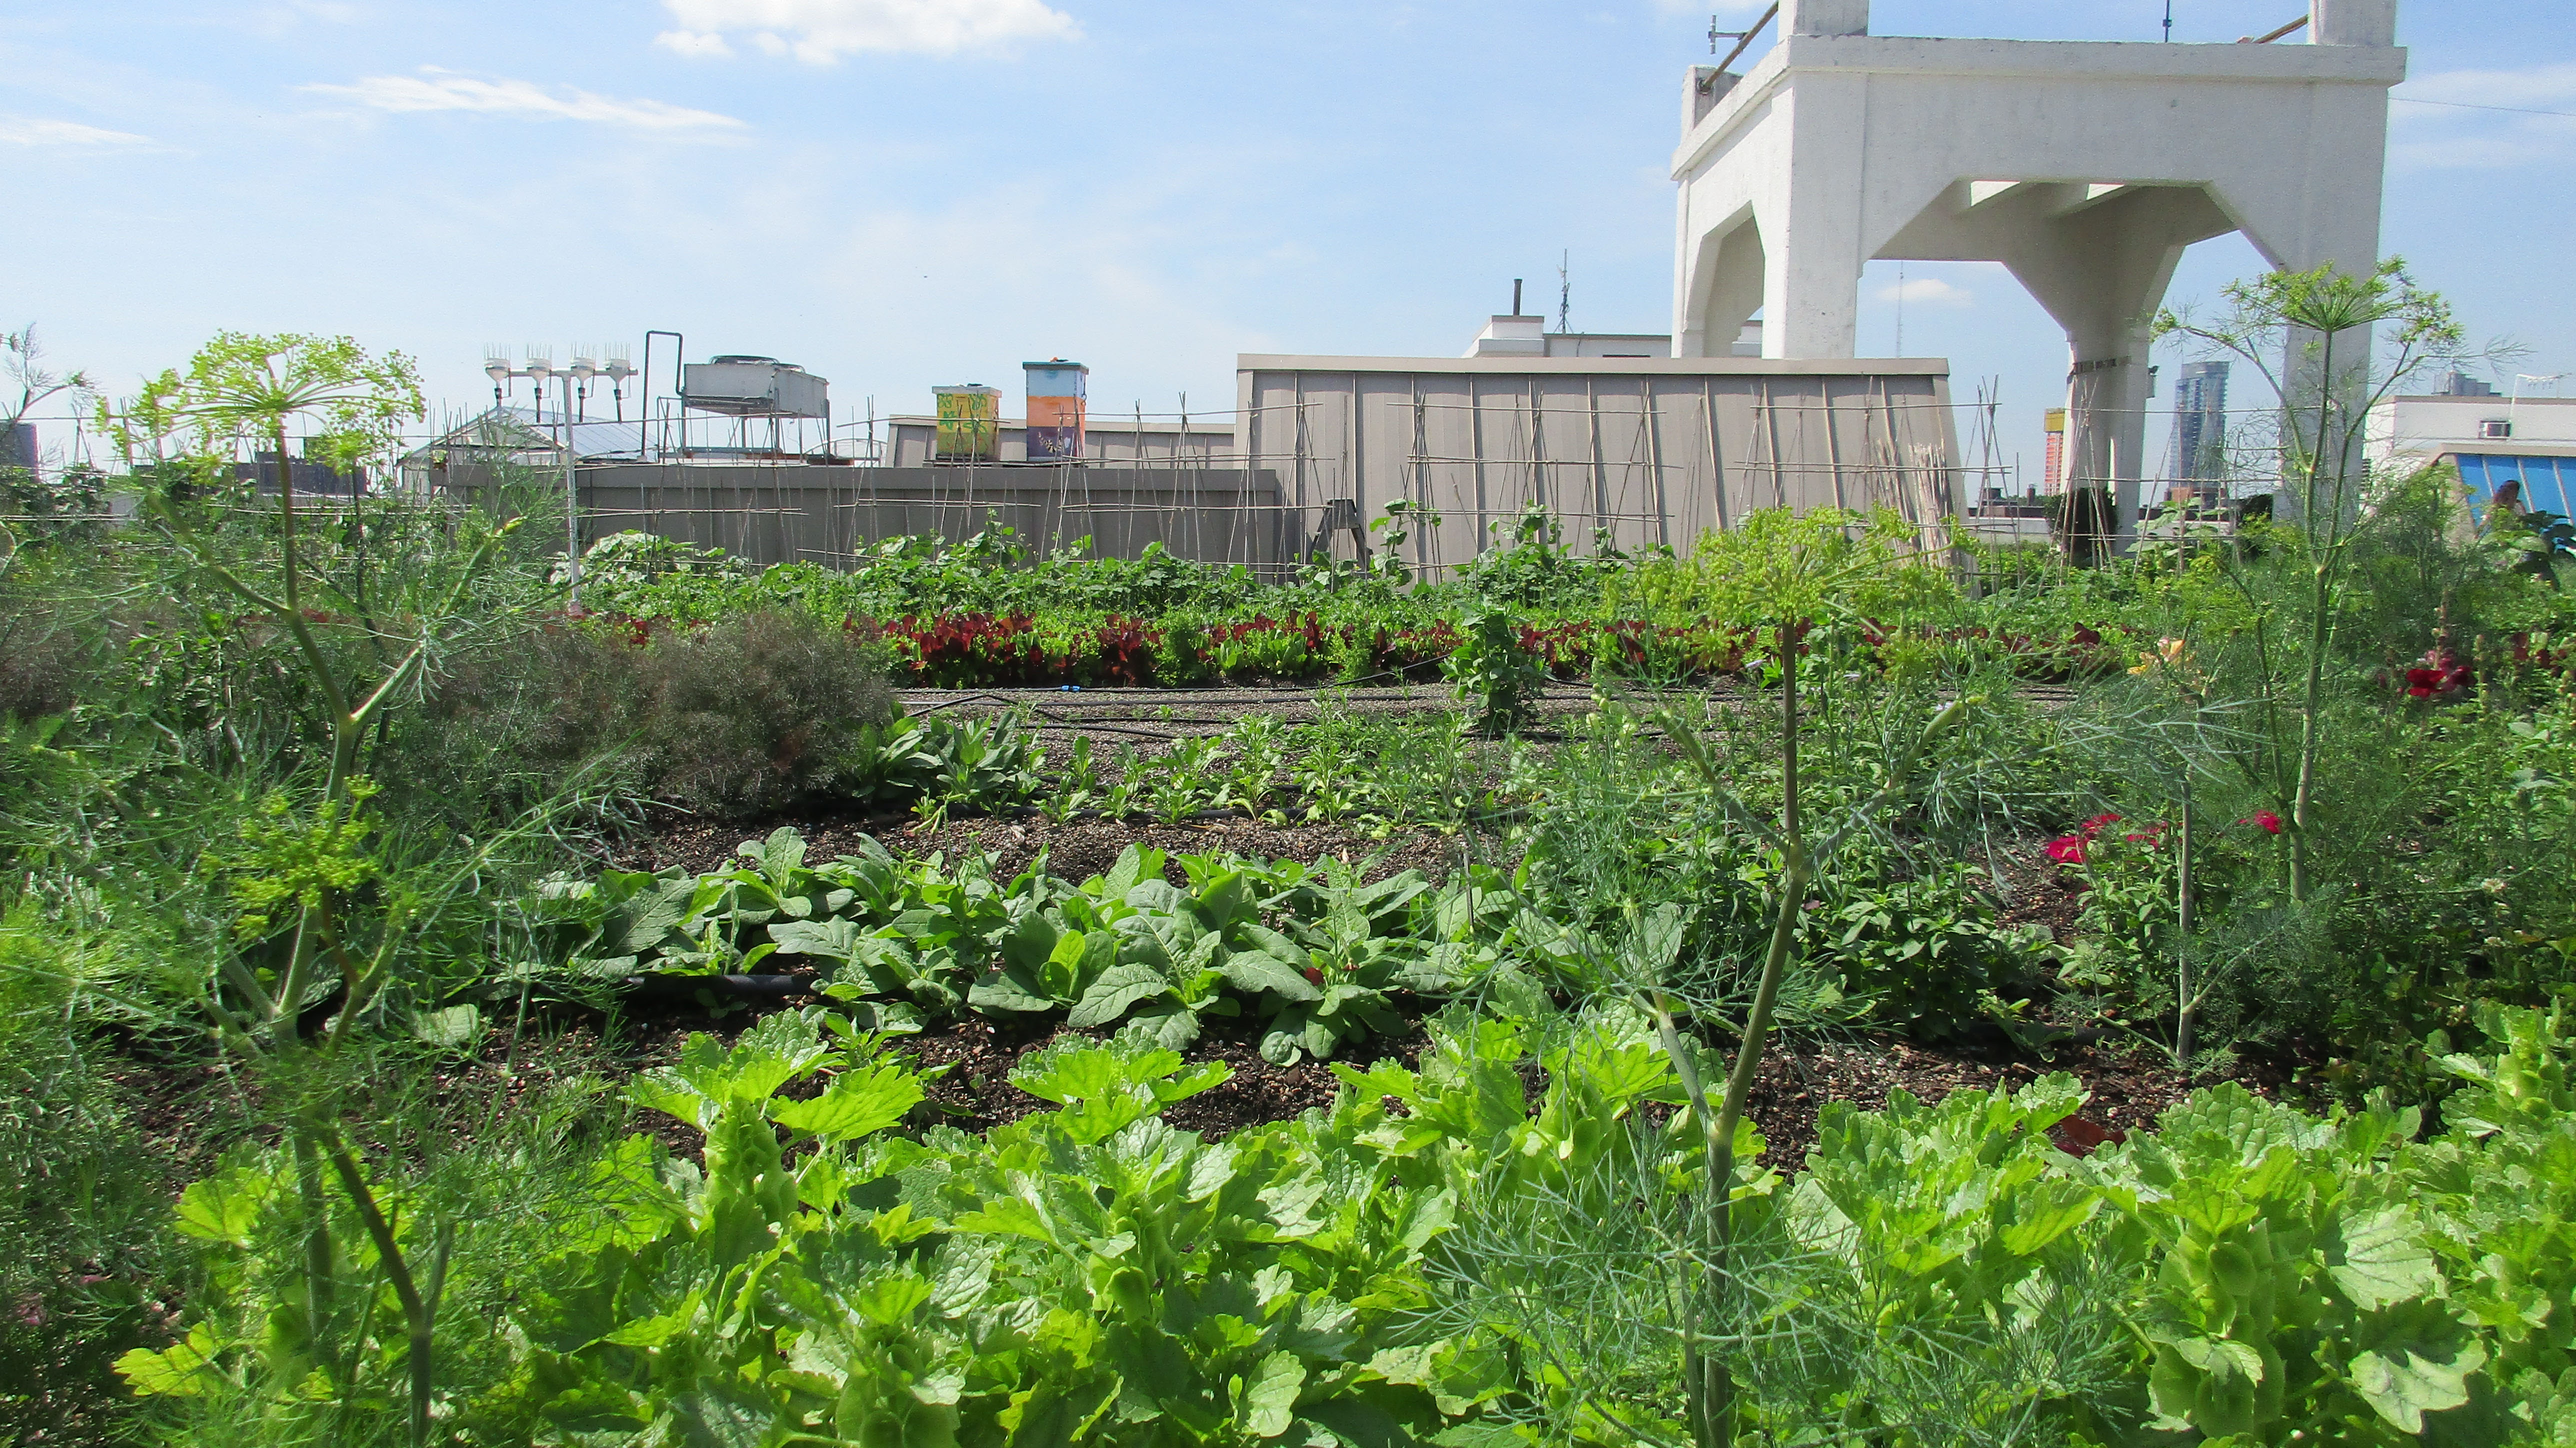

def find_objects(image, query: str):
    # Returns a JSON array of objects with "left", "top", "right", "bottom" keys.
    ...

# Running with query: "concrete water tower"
[{"left": 1670, "top": 0, "right": 2405, "bottom": 544}]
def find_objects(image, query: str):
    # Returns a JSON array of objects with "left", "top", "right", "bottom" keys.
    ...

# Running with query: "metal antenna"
[
  {"left": 1556, "top": 250, "right": 1570, "bottom": 334},
  {"left": 1894, "top": 262, "right": 1906, "bottom": 356},
  {"left": 2164, "top": 0, "right": 2174, "bottom": 40}
]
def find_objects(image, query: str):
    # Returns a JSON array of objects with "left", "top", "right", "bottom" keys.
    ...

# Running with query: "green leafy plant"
[
  {"left": 2156, "top": 262, "right": 2477, "bottom": 902},
  {"left": 1448, "top": 598, "right": 1542, "bottom": 736}
]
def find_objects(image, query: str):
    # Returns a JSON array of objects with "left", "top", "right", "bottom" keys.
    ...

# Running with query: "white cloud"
[
  {"left": 654, "top": 29, "right": 735, "bottom": 58},
  {"left": 302, "top": 68, "right": 746, "bottom": 130},
  {"left": 0, "top": 116, "right": 151, "bottom": 146},
  {"left": 1876, "top": 276, "right": 1972, "bottom": 306},
  {"left": 656, "top": 0, "right": 1080, "bottom": 62}
]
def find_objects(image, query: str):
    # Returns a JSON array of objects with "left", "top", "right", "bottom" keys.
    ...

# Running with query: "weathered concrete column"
[
  {"left": 2312, "top": 0, "right": 2398, "bottom": 47},
  {"left": 1784, "top": 0, "right": 1868, "bottom": 37},
  {"left": 2012, "top": 196, "right": 2200, "bottom": 551}
]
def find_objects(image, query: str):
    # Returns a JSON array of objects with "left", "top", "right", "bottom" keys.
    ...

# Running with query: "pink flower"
[
  {"left": 2242, "top": 810, "right": 2284, "bottom": 835},
  {"left": 2082, "top": 814, "right": 2123, "bottom": 836},
  {"left": 2046, "top": 835, "right": 2089, "bottom": 864}
]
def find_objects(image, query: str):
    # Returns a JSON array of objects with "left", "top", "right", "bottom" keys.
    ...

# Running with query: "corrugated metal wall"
[{"left": 1237, "top": 356, "right": 1960, "bottom": 573}]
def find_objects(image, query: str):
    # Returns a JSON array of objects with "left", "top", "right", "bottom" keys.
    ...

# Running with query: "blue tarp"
[{"left": 2456, "top": 452, "right": 2576, "bottom": 520}]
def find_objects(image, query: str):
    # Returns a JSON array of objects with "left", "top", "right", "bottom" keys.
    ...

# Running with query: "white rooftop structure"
[
  {"left": 1671, "top": 0, "right": 2406, "bottom": 543},
  {"left": 1460, "top": 314, "right": 1760, "bottom": 359}
]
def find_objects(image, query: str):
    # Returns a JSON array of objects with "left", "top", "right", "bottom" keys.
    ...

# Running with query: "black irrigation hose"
[{"left": 622, "top": 972, "right": 819, "bottom": 1000}]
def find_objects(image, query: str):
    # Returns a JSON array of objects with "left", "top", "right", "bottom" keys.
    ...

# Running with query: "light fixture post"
[
  {"left": 483, "top": 346, "right": 600, "bottom": 610},
  {"left": 560, "top": 372, "right": 580, "bottom": 609}
]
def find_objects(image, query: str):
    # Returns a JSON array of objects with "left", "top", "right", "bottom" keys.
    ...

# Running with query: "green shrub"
[
  {"left": 412, "top": 608, "right": 900, "bottom": 820},
  {"left": 632, "top": 608, "right": 898, "bottom": 816}
]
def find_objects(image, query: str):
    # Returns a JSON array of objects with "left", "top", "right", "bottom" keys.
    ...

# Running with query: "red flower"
[
  {"left": 1302, "top": 966, "right": 1326, "bottom": 986},
  {"left": 2404, "top": 649, "right": 2472, "bottom": 700},
  {"left": 2082, "top": 814, "right": 2122, "bottom": 836},
  {"left": 2046, "top": 836, "right": 2088, "bottom": 864},
  {"left": 2241, "top": 810, "right": 2284, "bottom": 835}
]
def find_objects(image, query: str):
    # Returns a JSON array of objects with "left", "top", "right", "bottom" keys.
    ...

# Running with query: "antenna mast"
[{"left": 1556, "top": 250, "right": 1570, "bottom": 334}]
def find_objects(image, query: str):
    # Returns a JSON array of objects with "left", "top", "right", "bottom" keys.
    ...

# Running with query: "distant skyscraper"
[
  {"left": 2168, "top": 360, "right": 2230, "bottom": 493},
  {"left": 2042, "top": 408, "right": 2066, "bottom": 495},
  {"left": 0, "top": 422, "right": 34, "bottom": 476}
]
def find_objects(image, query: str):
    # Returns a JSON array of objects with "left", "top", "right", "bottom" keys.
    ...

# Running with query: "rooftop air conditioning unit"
[
  {"left": 2480, "top": 418, "right": 2514, "bottom": 440},
  {"left": 681, "top": 356, "right": 830, "bottom": 420}
]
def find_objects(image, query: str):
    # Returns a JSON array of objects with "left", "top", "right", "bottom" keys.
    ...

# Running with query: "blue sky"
[{"left": 4, "top": 0, "right": 2570, "bottom": 481}]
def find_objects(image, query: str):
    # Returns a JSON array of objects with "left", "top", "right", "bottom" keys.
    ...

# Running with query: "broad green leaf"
[
  {"left": 2329, "top": 1206, "right": 2442, "bottom": 1312},
  {"left": 631, "top": 1068, "right": 712, "bottom": 1130},
  {"left": 1068, "top": 963, "right": 1172, "bottom": 1028},
  {"left": 669, "top": 1382, "right": 779, "bottom": 1448},
  {"left": 1240, "top": 1350, "right": 1306, "bottom": 1438},
  {"left": 1996, "top": 1180, "right": 2103, "bottom": 1256},
  {"left": 768, "top": 916, "right": 865, "bottom": 962},
  {"left": 410, "top": 1003, "right": 483, "bottom": 1049},
  {"left": 1152, "top": 1058, "right": 1233, "bottom": 1104},
  {"left": 1218, "top": 947, "right": 1322, "bottom": 1002},
  {"left": 1102, "top": 844, "right": 1160, "bottom": 898},
  {"left": 968, "top": 962, "right": 1058, "bottom": 1015},
  {"left": 2349, "top": 1334, "right": 2486, "bottom": 1433},
  {"left": 2170, "top": 1334, "right": 2264, "bottom": 1382},
  {"left": 114, "top": 1324, "right": 224, "bottom": 1396},
  {"left": 612, "top": 875, "right": 700, "bottom": 954},
  {"left": 748, "top": 824, "right": 808, "bottom": 882},
  {"left": 771, "top": 1062, "right": 925, "bottom": 1142},
  {"left": 602, "top": 1292, "right": 702, "bottom": 1349},
  {"left": 1011, "top": 1043, "right": 1133, "bottom": 1104},
  {"left": 1262, "top": 1007, "right": 1316, "bottom": 1066},
  {"left": 997, "top": 910, "right": 1060, "bottom": 976},
  {"left": 1128, "top": 1002, "right": 1204, "bottom": 1051},
  {"left": 1365, "top": 1343, "right": 1442, "bottom": 1386},
  {"left": 174, "top": 1165, "right": 276, "bottom": 1247},
  {"left": 850, "top": 1274, "right": 935, "bottom": 1327},
  {"left": 998, "top": 1378, "right": 1118, "bottom": 1448},
  {"left": 1194, "top": 868, "right": 1252, "bottom": 928},
  {"left": 687, "top": 1011, "right": 834, "bottom": 1105}
]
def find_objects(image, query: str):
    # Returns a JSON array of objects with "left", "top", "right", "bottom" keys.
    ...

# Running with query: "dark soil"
[
  {"left": 903, "top": 682, "right": 1606, "bottom": 754},
  {"left": 1990, "top": 837, "right": 2092, "bottom": 945},
  {"left": 454, "top": 988, "right": 2286, "bottom": 1174},
  {"left": 582, "top": 808, "right": 2232, "bottom": 1166},
  {"left": 1736, "top": 1030, "right": 2294, "bottom": 1170}
]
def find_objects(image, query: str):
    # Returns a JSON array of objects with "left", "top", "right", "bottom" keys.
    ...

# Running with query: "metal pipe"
[
  {"left": 1702, "top": 2, "right": 1780, "bottom": 90},
  {"left": 2239, "top": 14, "right": 2308, "bottom": 42},
  {"left": 561, "top": 374, "right": 581, "bottom": 610},
  {"left": 642, "top": 330, "right": 682, "bottom": 462}
]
